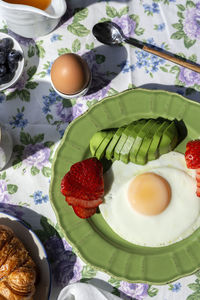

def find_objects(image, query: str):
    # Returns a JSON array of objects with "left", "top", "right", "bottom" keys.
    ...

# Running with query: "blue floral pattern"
[
  {"left": 51, "top": 34, "right": 62, "bottom": 42},
  {"left": 9, "top": 108, "right": 28, "bottom": 129},
  {"left": 143, "top": 3, "right": 160, "bottom": 15},
  {"left": 31, "top": 190, "right": 49, "bottom": 205},
  {"left": 154, "top": 23, "right": 166, "bottom": 31},
  {"left": 134, "top": 39, "right": 167, "bottom": 76}
]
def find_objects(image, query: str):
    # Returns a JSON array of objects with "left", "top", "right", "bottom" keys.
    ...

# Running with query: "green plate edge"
[{"left": 49, "top": 88, "right": 200, "bottom": 285}]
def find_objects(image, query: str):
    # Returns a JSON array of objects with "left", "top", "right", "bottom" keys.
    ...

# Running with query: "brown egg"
[{"left": 50, "top": 53, "right": 91, "bottom": 95}]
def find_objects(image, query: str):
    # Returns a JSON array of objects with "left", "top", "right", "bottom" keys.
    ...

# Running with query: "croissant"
[{"left": 0, "top": 225, "right": 37, "bottom": 300}]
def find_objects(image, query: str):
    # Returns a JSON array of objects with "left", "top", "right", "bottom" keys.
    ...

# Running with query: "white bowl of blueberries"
[{"left": 0, "top": 32, "right": 24, "bottom": 91}]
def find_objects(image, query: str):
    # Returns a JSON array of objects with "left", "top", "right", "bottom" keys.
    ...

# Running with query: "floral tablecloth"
[{"left": 0, "top": 0, "right": 200, "bottom": 299}]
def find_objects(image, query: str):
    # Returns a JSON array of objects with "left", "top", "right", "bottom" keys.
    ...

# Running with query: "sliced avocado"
[
  {"left": 105, "top": 126, "right": 125, "bottom": 160},
  {"left": 114, "top": 121, "right": 137, "bottom": 160},
  {"left": 120, "top": 119, "right": 147, "bottom": 164},
  {"left": 136, "top": 120, "right": 161, "bottom": 165},
  {"left": 147, "top": 120, "right": 170, "bottom": 161},
  {"left": 158, "top": 121, "right": 178, "bottom": 156},
  {"left": 95, "top": 130, "right": 116, "bottom": 160},
  {"left": 90, "top": 130, "right": 109, "bottom": 156},
  {"left": 129, "top": 119, "right": 156, "bottom": 163}
]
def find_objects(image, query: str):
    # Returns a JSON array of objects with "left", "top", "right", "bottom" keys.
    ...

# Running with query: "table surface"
[{"left": 1, "top": 0, "right": 200, "bottom": 299}]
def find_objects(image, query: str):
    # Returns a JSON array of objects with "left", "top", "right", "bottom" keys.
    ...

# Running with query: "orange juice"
[{"left": 3, "top": 0, "right": 51, "bottom": 10}]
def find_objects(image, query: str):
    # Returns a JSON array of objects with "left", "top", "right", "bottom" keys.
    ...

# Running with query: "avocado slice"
[
  {"left": 136, "top": 120, "right": 161, "bottom": 165},
  {"left": 158, "top": 121, "right": 178, "bottom": 156},
  {"left": 147, "top": 120, "right": 170, "bottom": 161},
  {"left": 129, "top": 119, "right": 156, "bottom": 163},
  {"left": 120, "top": 119, "right": 147, "bottom": 164},
  {"left": 90, "top": 130, "right": 108, "bottom": 156},
  {"left": 105, "top": 126, "right": 125, "bottom": 160},
  {"left": 114, "top": 121, "right": 137, "bottom": 160},
  {"left": 95, "top": 130, "right": 116, "bottom": 160}
]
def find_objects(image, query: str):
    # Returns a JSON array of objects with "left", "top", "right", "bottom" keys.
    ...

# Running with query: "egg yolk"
[{"left": 128, "top": 172, "right": 171, "bottom": 216}]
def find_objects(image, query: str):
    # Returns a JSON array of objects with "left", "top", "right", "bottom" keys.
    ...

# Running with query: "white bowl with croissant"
[{"left": 0, "top": 212, "right": 51, "bottom": 300}]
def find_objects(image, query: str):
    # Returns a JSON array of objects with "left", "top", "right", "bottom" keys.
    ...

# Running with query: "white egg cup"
[{"left": 50, "top": 73, "right": 92, "bottom": 99}]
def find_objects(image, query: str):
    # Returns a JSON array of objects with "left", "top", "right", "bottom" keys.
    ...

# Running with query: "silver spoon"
[{"left": 92, "top": 21, "right": 200, "bottom": 73}]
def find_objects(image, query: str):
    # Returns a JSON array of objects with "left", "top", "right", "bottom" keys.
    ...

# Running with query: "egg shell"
[{"left": 50, "top": 53, "right": 91, "bottom": 95}]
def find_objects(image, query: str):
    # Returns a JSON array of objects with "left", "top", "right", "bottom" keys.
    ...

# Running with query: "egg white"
[{"left": 100, "top": 152, "right": 200, "bottom": 247}]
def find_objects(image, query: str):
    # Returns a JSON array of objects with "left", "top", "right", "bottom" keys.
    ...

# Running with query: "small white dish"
[
  {"left": 0, "top": 211, "right": 51, "bottom": 300},
  {"left": 50, "top": 74, "right": 92, "bottom": 99},
  {"left": 0, "top": 32, "right": 24, "bottom": 92}
]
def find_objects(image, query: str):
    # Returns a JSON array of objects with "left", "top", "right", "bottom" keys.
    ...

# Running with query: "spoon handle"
[{"left": 143, "top": 45, "right": 200, "bottom": 73}]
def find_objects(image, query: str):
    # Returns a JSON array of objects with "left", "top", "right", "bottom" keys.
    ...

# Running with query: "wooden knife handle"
[{"left": 143, "top": 45, "right": 200, "bottom": 73}]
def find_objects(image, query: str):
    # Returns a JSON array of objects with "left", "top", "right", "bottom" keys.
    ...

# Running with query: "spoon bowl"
[{"left": 92, "top": 21, "right": 125, "bottom": 45}]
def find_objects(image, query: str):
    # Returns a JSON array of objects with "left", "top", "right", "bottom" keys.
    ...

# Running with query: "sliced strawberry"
[
  {"left": 197, "top": 181, "right": 200, "bottom": 187},
  {"left": 61, "top": 175, "right": 89, "bottom": 200},
  {"left": 61, "top": 157, "right": 104, "bottom": 218},
  {"left": 72, "top": 206, "right": 97, "bottom": 219},
  {"left": 70, "top": 157, "right": 104, "bottom": 197},
  {"left": 61, "top": 157, "right": 104, "bottom": 200},
  {"left": 66, "top": 196, "right": 103, "bottom": 208},
  {"left": 196, "top": 169, "right": 200, "bottom": 182},
  {"left": 185, "top": 141, "right": 200, "bottom": 198},
  {"left": 197, "top": 187, "right": 200, "bottom": 197},
  {"left": 196, "top": 169, "right": 200, "bottom": 188},
  {"left": 185, "top": 140, "right": 200, "bottom": 169}
]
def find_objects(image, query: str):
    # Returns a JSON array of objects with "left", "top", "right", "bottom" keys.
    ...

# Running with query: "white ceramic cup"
[
  {"left": 0, "top": 126, "right": 13, "bottom": 170},
  {"left": 50, "top": 73, "right": 92, "bottom": 99}
]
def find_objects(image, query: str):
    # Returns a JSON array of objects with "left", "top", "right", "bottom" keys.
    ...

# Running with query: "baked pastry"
[{"left": 0, "top": 225, "right": 37, "bottom": 299}]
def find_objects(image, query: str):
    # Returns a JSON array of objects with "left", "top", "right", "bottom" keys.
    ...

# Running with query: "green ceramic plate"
[{"left": 50, "top": 88, "right": 200, "bottom": 285}]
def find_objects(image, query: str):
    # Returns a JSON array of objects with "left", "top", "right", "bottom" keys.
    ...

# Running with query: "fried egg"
[{"left": 100, "top": 152, "right": 200, "bottom": 247}]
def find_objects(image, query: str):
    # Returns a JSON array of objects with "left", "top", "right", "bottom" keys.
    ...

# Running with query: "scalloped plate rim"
[{"left": 49, "top": 88, "right": 200, "bottom": 285}]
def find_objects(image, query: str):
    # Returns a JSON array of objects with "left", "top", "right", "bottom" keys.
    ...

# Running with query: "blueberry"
[
  {"left": 8, "top": 61, "right": 18, "bottom": 73},
  {"left": 0, "top": 50, "right": 6, "bottom": 64},
  {"left": 0, "top": 38, "right": 14, "bottom": 52},
  {"left": 0, "top": 72, "right": 14, "bottom": 85},
  {"left": 7, "top": 50, "right": 23, "bottom": 63},
  {"left": 0, "top": 65, "right": 7, "bottom": 77}
]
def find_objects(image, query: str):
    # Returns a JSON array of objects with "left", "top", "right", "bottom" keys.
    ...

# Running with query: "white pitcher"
[{"left": 0, "top": 0, "right": 67, "bottom": 38}]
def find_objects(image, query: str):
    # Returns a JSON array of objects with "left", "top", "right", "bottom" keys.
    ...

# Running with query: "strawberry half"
[
  {"left": 185, "top": 140, "right": 200, "bottom": 197},
  {"left": 196, "top": 168, "right": 200, "bottom": 197},
  {"left": 61, "top": 157, "right": 104, "bottom": 218},
  {"left": 66, "top": 196, "right": 103, "bottom": 208},
  {"left": 72, "top": 206, "right": 97, "bottom": 219},
  {"left": 185, "top": 140, "right": 200, "bottom": 169},
  {"left": 61, "top": 157, "right": 104, "bottom": 200}
]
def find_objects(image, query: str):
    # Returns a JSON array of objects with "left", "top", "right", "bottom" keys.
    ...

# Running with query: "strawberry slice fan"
[
  {"left": 185, "top": 140, "right": 200, "bottom": 197},
  {"left": 61, "top": 157, "right": 104, "bottom": 218}
]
